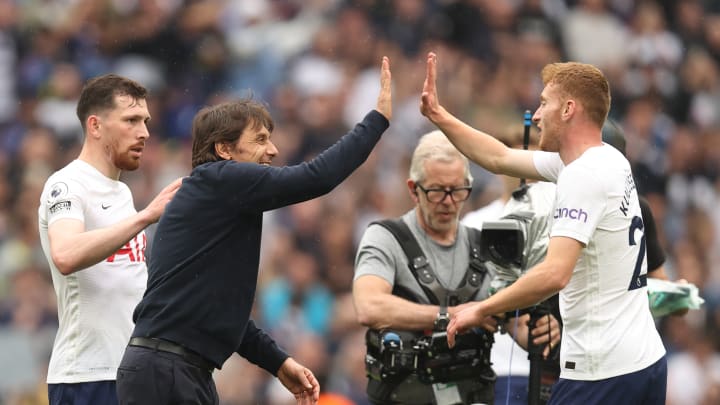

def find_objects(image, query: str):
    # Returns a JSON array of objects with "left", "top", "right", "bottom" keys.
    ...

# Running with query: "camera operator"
[{"left": 352, "top": 131, "right": 558, "bottom": 405}]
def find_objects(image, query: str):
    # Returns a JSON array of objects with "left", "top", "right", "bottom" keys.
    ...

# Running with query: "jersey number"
[{"left": 627, "top": 215, "right": 647, "bottom": 291}]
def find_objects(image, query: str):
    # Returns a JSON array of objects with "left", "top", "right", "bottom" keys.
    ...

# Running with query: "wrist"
[
  {"left": 431, "top": 106, "right": 451, "bottom": 126},
  {"left": 137, "top": 208, "right": 156, "bottom": 227},
  {"left": 434, "top": 305, "right": 450, "bottom": 331}
]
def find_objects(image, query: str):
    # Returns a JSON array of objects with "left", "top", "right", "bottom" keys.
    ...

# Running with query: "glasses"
[{"left": 415, "top": 184, "right": 472, "bottom": 203}]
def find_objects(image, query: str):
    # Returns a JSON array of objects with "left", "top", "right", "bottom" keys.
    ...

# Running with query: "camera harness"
[
  {"left": 373, "top": 218, "right": 488, "bottom": 308},
  {"left": 364, "top": 218, "right": 495, "bottom": 399}
]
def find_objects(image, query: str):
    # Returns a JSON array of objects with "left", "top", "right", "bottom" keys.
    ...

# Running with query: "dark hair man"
[{"left": 115, "top": 57, "right": 393, "bottom": 405}]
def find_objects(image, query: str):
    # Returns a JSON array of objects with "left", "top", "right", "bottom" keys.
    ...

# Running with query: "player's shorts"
[
  {"left": 548, "top": 355, "right": 666, "bottom": 405},
  {"left": 48, "top": 380, "right": 118, "bottom": 405}
]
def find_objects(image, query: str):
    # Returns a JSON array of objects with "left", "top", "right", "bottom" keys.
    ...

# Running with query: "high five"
[{"left": 420, "top": 52, "right": 666, "bottom": 405}]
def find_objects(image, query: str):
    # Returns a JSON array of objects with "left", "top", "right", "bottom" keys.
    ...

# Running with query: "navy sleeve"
[
  {"left": 236, "top": 319, "right": 289, "bottom": 376},
  {"left": 639, "top": 196, "right": 666, "bottom": 272},
  {"left": 201, "top": 110, "right": 389, "bottom": 212}
]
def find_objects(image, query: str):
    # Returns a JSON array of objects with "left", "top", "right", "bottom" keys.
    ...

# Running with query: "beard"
[
  {"left": 539, "top": 135, "right": 556, "bottom": 152},
  {"left": 539, "top": 127, "right": 561, "bottom": 152},
  {"left": 107, "top": 137, "right": 143, "bottom": 171},
  {"left": 113, "top": 149, "right": 142, "bottom": 171},
  {"left": 424, "top": 209, "right": 458, "bottom": 234}
]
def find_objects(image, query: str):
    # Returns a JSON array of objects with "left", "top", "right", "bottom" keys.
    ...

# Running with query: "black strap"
[
  {"left": 371, "top": 218, "right": 488, "bottom": 306},
  {"left": 372, "top": 218, "right": 445, "bottom": 305},
  {"left": 458, "top": 227, "right": 487, "bottom": 303}
]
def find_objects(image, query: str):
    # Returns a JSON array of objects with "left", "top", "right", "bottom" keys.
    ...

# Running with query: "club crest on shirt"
[
  {"left": 47, "top": 182, "right": 72, "bottom": 214},
  {"left": 47, "top": 182, "right": 69, "bottom": 205}
]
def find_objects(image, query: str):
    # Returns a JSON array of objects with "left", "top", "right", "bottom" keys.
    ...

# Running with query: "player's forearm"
[
  {"left": 481, "top": 264, "right": 563, "bottom": 317},
  {"left": 51, "top": 211, "right": 154, "bottom": 274},
  {"left": 430, "top": 106, "right": 508, "bottom": 173}
]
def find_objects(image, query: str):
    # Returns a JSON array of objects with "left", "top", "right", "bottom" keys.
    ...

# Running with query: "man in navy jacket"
[{"left": 116, "top": 57, "right": 393, "bottom": 405}]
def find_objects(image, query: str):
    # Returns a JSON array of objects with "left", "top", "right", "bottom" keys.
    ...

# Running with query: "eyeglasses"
[{"left": 415, "top": 184, "right": 472, "bottom": 203}]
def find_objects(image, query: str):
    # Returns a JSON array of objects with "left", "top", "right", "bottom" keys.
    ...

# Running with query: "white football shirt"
[
  {"left": 533, "top": 145, "right": 665, "bottom": 380},
  {"left": 38, "top": 159, "right": 147, "bottom": 383}
]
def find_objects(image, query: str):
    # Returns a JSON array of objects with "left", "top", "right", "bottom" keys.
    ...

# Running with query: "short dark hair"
[
  {"left": 191, "top": 99, "right": 275, "bottom": 168},
  {"left": 76, "top": 74, "right": 148, "bottom": 130}
]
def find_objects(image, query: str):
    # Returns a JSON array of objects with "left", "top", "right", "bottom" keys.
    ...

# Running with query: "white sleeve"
[
  {"left": 550, "top": 165, "right": 606, "bottom": 245},
  {"left": 43, "top": 178, "right": 86, "bottom": 226},
  {"left": 532, "top": 151, "right": 564, "bottom": 182}
]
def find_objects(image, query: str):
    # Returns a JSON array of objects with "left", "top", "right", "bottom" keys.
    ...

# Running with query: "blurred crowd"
[{"left": 1, "top": 0, "right": 720, "bottom": 404}]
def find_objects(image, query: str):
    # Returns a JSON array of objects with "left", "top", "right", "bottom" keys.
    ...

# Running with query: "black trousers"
[{"left": 116, "top": 345, "right": 218, "bottom": 405}]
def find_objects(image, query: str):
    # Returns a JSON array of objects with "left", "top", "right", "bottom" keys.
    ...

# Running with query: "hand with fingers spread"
[
  {"left": 277, "top": 358, "right": 320, "bottom": 405},
  {"left": 376, "top": 56, "right": 392, "bottom": 120}
]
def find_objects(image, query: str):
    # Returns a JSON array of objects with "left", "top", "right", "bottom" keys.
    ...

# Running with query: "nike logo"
[{"left": 102, "top": 203, "right": 112, "bottom": 210}]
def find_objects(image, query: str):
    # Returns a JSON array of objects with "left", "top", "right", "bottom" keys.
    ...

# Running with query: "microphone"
[{"left": 512, "top": 110, "right": 532, "bottom": 200}]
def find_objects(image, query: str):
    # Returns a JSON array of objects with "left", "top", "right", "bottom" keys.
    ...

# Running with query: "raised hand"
[
  {"left": 420, "top": 52, "right": 443, "bottom": 123},
  {"left": 376, "top": 56, "right": 392, "bottom": 120}
]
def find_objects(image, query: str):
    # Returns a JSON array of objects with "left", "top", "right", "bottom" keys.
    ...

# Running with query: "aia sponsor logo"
[{"left": 107, "top": 233, "right": 147, "bottom": 263}]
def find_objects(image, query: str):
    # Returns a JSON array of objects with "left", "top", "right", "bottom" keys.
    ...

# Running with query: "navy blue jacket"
[{"left": 132, "top": 111, "right": 389, "bottom": 373}]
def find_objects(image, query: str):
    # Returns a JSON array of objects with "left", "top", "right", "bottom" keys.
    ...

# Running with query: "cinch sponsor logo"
[{"left": 553, "top": 207, "right": 588, "bottom": 223}]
